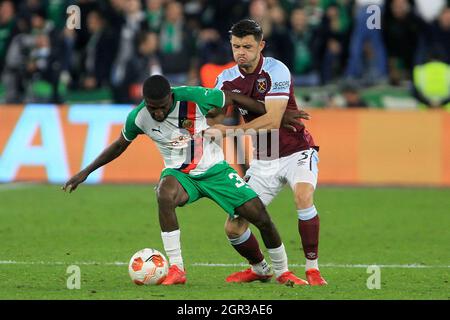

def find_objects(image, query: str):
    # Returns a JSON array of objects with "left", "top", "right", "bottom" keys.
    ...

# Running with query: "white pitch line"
[
  {"left": 0, "top": 260, "right": 449, "bottom": 269},
  {"left": 0, "top": 182, "right": 38, "bottom": 192},
  {"left": 0, "top": 260, "right": 127, "bottom": 266},
  {"left": 192, "top": 263, "right": 450, "bottom": 269}
]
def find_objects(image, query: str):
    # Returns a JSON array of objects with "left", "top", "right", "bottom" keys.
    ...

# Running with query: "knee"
[
  {"left": 156, "top": 182, "right": 178, "bottom": 209},
  {"left": 224, "top": 218, "right": 249, "bottom": 239},
  {"left": 294, "top": 183, "right": 315, "bottom": 209}
]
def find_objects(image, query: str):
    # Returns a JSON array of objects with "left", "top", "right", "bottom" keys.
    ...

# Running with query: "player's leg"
[
  {"left": 223, "top": 164, "right": 280, "bottom": 282},
  {"left": 201, "top": 163, "right": 307, "bottom": 285},
  {"left": 157, "top": 176, "right": 188, "bottom": 231},
  {"left": 224, "top": 216, "right": 272, "bottom": 282},
  {"left": 156, "top": 172, "right": 199, "bottom": 285},
  {"left": 234, "top": 198, "right": 308, "bottom": 286},
  {"left": 287, "top": 149, "right": 327, "bottom": 285}
]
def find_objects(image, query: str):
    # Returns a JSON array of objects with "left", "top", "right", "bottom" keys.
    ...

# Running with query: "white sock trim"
[
  {"left": 305, "top": 258, "right": 319, "bottom": 271},
  {"left": 228, "top": 228, "right": 251, "bottom": 246},
  {"left": 297, "top": 205, "right": 318, "bottom": 221}
]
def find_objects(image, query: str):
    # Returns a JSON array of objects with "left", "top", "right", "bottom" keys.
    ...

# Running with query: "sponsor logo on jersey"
[
  {"left": 256, "top": 77, "right": 268, "bottom": 93},
  {"left": 273, "top": 80, "right": 290, "bottom": 91},
  {"left": 232, "top": 89, "right": 241, "bottom": 93}
]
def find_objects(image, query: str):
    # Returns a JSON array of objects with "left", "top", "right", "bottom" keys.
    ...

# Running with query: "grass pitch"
[{"left": 0, "top": 184, "right": 449, "bottom": 300}]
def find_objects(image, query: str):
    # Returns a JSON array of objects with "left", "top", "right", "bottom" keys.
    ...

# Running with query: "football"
[{"left": 128, "top": 248, "right": 169, "bottom": 285}]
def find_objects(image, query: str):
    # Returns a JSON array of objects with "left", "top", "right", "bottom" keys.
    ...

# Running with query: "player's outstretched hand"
[
  {"left": 62, "top": 171, "right": 89, "bottom": 193},
  {"left": 282, "top": 109, "right": 311, "bottom": 132}
]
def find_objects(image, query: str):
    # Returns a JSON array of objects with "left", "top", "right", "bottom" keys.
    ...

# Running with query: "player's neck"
[{"left": 242, "top": 65, "right": 257, "bottom": 74}]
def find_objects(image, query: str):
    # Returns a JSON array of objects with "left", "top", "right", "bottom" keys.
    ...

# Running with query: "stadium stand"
[{"left": 0, "top": 0, "right": 449, "bottom": 109}]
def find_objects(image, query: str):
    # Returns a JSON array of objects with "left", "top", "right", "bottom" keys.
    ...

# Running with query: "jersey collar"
[
  {"left": 168, "top": 92, "right": 177, "bottom": 114},
  {"left": 238, "top": 55, "right": 264, "bottom": 77}
]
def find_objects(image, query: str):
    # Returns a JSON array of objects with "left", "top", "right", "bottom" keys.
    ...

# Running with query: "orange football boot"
[
  {"left": 226, "top": 268, "right": 273, "bottom": 283},
  {"left": 161, "top": 265, "right": 186, "bottom": 285},
  {"left": 306, "top": 269, "right": 328, "bottom": 286},
  {"left": 276, "top": 271, "right": 309, "bottom": 286}
]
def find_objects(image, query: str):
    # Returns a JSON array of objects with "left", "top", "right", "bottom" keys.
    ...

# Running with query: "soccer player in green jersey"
[{"left": 62, "top": 75, "right": 306, "bottom": 285}]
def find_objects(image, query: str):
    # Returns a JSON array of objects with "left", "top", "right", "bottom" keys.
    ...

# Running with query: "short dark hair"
[
  {"left": 229, "top": 19, "right": 263, "bottom": 42},
  {"left": 143, "top": 75, "right": 171, "bottom": 100}
]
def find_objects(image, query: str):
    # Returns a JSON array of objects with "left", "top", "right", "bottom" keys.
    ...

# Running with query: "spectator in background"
[
  {"left": 345, "top": 0, "right": 388, "bottom": 85},
  {"left": 382, "top": 0, "right": 423, "bottom": 85},
  {"left": 329, "top": 81, "right": 369, "bottom": 108},
  {"left": 249, "top": 0, "right": 272, "bottom": 38},
  {"left": 199, "top": 0, "right": 248, "bottom": 39},
  {"left": 264, "top": 4, "right": 292, "bottom": 66},
  {"left": 110, "top": 0, "right": 148, "bottom": 103},
  {"left": 25, "top": 9, "right": 64, "bottom": 103},
  {"left": 158, "top": 1, "right": 198, "bottom": 86},
  {"left": 197, "top": 28, "right": 233, "bottom": 72},
  {"left": 414, "top": 0, "right": 446, "bottom": 23},
  {"left": 123, "top": 31, "right": 161, "bottom": 104},
  {"left": 412, "top": 50, "right": 450, "bottom": 111},
  {"left": 100, "top": 0, "right": 126, "bottom": 35},
  {"left": 82, "top": 10, "right": 118, "bottom": 91},
  {"left": 314, "top": 2, "right": 351, "bottom": 84},
  {"left": 322, "top": 0, "right": 353, "bottom": 31},
  {"left": 2, "top": 8, "right": 63, "bottom": 103},
  {"left": 0, "top": 0, "right": 18, "bottom": 74},
  {"left": 71, "top": 0, "right": 100, "bottom": 58},
  {"left": 304, "top": 0, "right": 324, "bottom": 28},
  {"left": 145, "top": 0, "right": 164, "bottom": 32},
  {"left": 47, "top": 0, "right": 71, "bottom": 31},
  {"left": 288, "top": 7, "right": 320, "bottom": 86},
  {"left": 428, "top": 6, "right": 450, "bottom": 64}
]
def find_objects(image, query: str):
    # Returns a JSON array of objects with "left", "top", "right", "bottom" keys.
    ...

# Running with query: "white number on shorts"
[{"left": 228, "top": 173, "right": 246, "bottom": 188}]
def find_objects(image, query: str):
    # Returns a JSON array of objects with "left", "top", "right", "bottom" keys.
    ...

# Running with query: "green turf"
[{"left": 0, "top": 184, "right": 448, "bottom": 299}]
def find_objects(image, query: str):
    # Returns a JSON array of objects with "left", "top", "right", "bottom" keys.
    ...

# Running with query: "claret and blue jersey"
[{"left": 215, "top": 55, "right": 316, "bottom": 159}]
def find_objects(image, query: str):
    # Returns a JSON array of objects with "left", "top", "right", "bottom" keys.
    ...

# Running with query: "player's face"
[
  {"left": 145, "top": 94, "right": 173, "bottom": 122},
  {"left": 230, "top": 35, "right": 265, "bottom": 72}
]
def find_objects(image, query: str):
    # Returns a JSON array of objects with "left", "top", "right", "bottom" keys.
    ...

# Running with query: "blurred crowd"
[{"left": 0, "top": 0, "right": 449, "bottom": 108}]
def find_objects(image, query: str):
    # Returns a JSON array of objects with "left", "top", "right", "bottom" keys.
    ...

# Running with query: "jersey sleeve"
[
  {"left": 214, "top": 72, "right": 225, "bottom": 90},
  {"left": 121, "top": 104, "right": 145, "bottom": 141},
  {"left": 174, "top": 86, "right": 225, "bottom": 115},
  {"left": 266, "top": 60, "right": 291, "bottom": 100}
]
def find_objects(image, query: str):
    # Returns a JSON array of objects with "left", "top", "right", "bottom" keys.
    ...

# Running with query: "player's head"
[
  {"left": 143, "top": 75, "right": 173, "bottom": 122},
  {"left": 229, "top": 19, "right": 265, "bottom": 71}
]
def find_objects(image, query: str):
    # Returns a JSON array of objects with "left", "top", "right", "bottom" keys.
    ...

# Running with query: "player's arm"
[
  {"left": 240, "top": 97, "right": 287, "bottom": 130},
  {"left": 223, "top": 90, "right": 266, "bottom": 115},
  {"left": 206, "top": 91, "right": 266, "bottom": 126},
  {"left": 210, "top": 61, "right": 297, "bottom": 133},
  {"left": 62, "top": 134, "right": 131, "bottom": 193},
  {"left": 223, "top": 91, "right": 311, "bottom": 127},
  {"left": 208, "top": 98, "right": 288, "bottom": 135}
]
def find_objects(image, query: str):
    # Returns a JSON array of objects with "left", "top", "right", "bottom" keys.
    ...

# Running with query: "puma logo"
[{"left": 152, "top": 127, "right": 162, "bottom": 134}]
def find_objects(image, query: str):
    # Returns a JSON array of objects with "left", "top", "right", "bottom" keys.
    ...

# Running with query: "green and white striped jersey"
[{"left": 121, "top": 86, "right": 226, "bottom": 175}]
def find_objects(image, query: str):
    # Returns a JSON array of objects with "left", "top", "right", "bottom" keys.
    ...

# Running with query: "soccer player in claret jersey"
[
  {"left": 62, "top": 75, "right": 305, "bottom": 286},
  {"left": 210, "top": 19, "right": 327, "bottom": 286}
]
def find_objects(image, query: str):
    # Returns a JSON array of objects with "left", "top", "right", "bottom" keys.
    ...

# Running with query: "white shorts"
[{"left": 244, "top": 148, "right": 319, "bottom": 206}]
